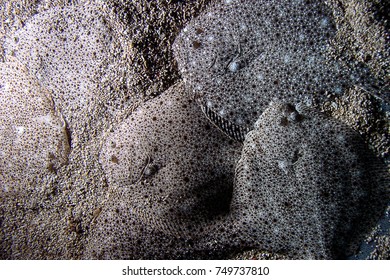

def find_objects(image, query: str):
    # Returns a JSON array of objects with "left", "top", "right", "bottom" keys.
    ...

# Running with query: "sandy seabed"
[{"left": 0, "top": 0, "right": 389, "bottom": 259}]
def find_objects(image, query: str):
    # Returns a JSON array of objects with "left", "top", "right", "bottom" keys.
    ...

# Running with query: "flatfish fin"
[{"left": 199, "top": 101, "right": 250, "bottom": 142}]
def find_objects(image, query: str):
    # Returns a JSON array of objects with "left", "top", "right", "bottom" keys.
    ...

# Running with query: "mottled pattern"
[
  {"left": 0, "top": 58, "right": 70, "bottom": 192},
  {"left": 4, "top": 2, "right": 137, "bottom": 145},
  {"left": 0, "top": 0, "right": 388, "bottom": 260},
  {"left": 173, "top": 0, "right": 354, "bottom": 136},
  {"left": 230, "top": 102, "right": 388, "bottom": 259},
  {"left": 86, "top": 83, "right": 242, "bottom": 258}
]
